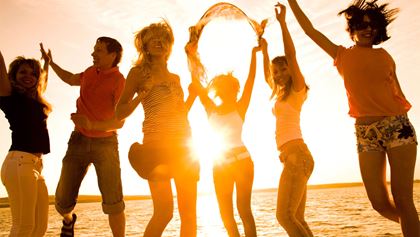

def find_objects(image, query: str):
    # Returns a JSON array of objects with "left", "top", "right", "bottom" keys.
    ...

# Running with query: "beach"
[{"left": 1, "top": 183, "right": 419, "bottom": 236}]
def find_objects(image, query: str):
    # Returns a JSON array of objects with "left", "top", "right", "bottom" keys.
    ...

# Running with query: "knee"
[
  {"left": 370, "top": 199, "right": 393, "bottom": 214},
  {"left": 393, "top": 195, "right": 415, "bottom": 210},
  {"left": 153, "top": 209, "right": 173, "bottom": 224},
  {"left": 276, "top": 209, "right": 294, "bottom": 227},
  {"left": 237, "top": 205, "right": 253, "bottom": 220}
]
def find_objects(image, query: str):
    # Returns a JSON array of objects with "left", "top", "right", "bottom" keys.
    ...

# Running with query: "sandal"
[{"left": 60, "top": 213, "right": 77, "bottom": 237}]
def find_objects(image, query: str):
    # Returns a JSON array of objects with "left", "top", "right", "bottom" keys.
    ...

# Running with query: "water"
[{"left": 1, "top": 184, "right": 419, "bottom": 236}]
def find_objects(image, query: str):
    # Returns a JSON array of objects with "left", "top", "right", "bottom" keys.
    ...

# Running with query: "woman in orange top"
[{"left": 286, "top": 0, "right": 419, "bottom": 236}]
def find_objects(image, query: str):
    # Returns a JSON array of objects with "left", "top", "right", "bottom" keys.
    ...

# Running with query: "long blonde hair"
[
  {"left": 8, "top": 57, "right": 52, "bottom": 115},
  {"left": 133, "top": 20, "right": 174, "bottom": 80}
]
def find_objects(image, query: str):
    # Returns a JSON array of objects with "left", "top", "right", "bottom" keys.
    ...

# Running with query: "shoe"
[{"left": 60, "top": 213, "right": 77, "bottom": 237}]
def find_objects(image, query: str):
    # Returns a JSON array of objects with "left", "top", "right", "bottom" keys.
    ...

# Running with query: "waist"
[
  {"left": 279, "top": 138, "right": 305, "bottom": 152},
  {"left": 355, "top": 114, "right": 407, "bottom": 125},
  {"left": 71, "top": 130, "right": 117, "bottom": 142},
  {"left": 7, "top": 150, "right": 42, "bottom": 161}
]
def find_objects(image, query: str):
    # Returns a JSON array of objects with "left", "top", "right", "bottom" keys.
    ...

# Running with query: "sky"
[{"left": 1, "top": 0, "right": 420, "bottom": 198}]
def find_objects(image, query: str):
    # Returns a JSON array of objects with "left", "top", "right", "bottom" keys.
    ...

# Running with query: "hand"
[
  {"left": 185, "top": 26, "right": 199, "bottom": 54},
  {"left": 275, "top": 2, "right": 286, "bottom": 23},
  {"left": 71, "top": 113, "right": 93, "bottom": 130},
  {"left": 39, "top": 43, "right": 52, "bottom": 63},
  {"left": 259, "top": 37, "right": 268, "bottom": 50}
]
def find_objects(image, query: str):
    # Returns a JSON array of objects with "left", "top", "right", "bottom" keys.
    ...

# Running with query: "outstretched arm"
[
  {"left": 238, "top": 45, "right": 261, "bottom": 119},
  {"left": 0, "top": 50, "right": 11, "bottom": 96},
  {"left": 287, "top": 0, "right": 338, "bottom": 59},
  {"left": 115, "top": 67, "right": 147, "bottom": 120},
  {"left": 40, "top": 43, "right": 81, "bottom": 86},
  {"left": 276, "top": 3, "right": 306, "bottom": 91}
]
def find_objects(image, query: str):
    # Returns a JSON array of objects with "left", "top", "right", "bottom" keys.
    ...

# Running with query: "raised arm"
[
  {"left": 260, "top": 38, "right": 274, "bottom": 90},
  {"left": 0, "top": 50, "right": 11, "bottom": 96},
  {"left": 40, "top": 43, "right": 81, "bottom": 86},
  {"left": 185, "top": 40, "right": 215, "bottom": 115},
  {"left": 237, "top": 45, "right": 261, "bottom": 118},
  {"left": 39, "top": 43, "right": 51, "bottom": 93},
  {"left": 276, "top": 3, "right": 305, "bottom": 91},
  {"left": 115, "top": 67, "right": 146, "bottom": 120},
  {"left": 286, "top": 0, "right": 338, "bottom": 59}
]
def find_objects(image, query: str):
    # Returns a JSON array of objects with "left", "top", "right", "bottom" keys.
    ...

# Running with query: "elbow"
[{"left": 116, "top": 119, "right": 125, "bottom": 129}]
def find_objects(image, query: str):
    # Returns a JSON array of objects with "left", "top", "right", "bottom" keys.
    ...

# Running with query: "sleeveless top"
[
  {"left": 141, "top": 78, "right": 191, "bottom": 145},
  {"left": 273, "top": 88, "right": 307, "bottom": 149},
  {"left": 208, "top": 110, "right": 245, "bottom": 149}
]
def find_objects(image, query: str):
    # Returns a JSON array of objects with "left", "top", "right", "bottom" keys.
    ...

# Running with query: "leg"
[
  {"left": 234, "top": 159, "right": 256, "bottom": 237},
  {"left": 388, "top": 144, "right": 419, "bottom": 237},
  {"left": 1, "top": 155, "right": 21, "bottom": 236},
  {"left": 213, "top": 165, "right": 240, "bottom": 237},
  {"left": 32, "top": 175, "right": 49, "bottom": 237},
  {"left": 108, "top": 211, "right": 126, "bottom": 237},
  {"left": 295, "top": 189, "right": 313, "bottom": 237},
  {"left": 358, "top": 151, "right": 399, "bottom": 222},
  {"left": 175, "top": 175, "right": 198, "bottom": 237},
  {"left": 94, "top": 138, "right": 125, "bottom": 237},
  {"left": 144, "top": 180, "right": 174, "bottom": 237},
  {"left": 276, "top": 153, "right": 312, "bottom": 237}
]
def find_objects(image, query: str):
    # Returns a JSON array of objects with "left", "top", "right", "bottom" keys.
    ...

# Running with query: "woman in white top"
[
  {"left": 261, "top": 3, "right": 314, "bottom": 236},
  {"left": 186, "top": 38, "right": 261, "bottom": 237}
]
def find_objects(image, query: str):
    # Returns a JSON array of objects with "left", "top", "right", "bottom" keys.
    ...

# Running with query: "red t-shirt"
[
  {"left": 334, "top": 45, "right": 411, "bottom": 118},
  {"left": 75, "top": 66, "right": 125, "bottom": 137}
]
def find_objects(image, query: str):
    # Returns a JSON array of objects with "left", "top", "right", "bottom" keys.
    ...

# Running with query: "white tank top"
[
  {"left": 208, "top": 110, "right": 245, "bottom": 149},
  {"left": 273, "top": 88, "right": 307, "bottom": 148}
]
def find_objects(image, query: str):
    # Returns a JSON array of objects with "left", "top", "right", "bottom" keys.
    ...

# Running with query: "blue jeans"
[
  {"left": 55, "top": 131, "right": 125, "bottom": 215},
  {"left": 277, "top": 139, "right": 314, "bottom": 237}
]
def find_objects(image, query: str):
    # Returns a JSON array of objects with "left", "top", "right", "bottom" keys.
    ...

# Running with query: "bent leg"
[
  {"left": 358, "top": 151, "right": 399, "bottom": 222},
  {"left": 388, "top": 144, "right": 419, "bottom": 237},
  {"left": 144, "top": 180, "right": 174, "bottom": 237}
]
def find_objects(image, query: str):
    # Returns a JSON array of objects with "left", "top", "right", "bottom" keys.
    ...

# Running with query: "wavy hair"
[
  {"left": 133, "top": 20, "right": 174, "bottom": 81},
  {"left": 338, "top": 0, "right": 399, "bottom": 45},
  {"left": 207, "top": 72, "right": 240, "bottom": 99},
  {"left": 8, "top": 57, "right": 52, "bottom": 115}
]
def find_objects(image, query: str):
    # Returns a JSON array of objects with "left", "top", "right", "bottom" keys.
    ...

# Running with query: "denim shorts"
[
  {"left": 279, "top": 140, "right": 314, "bottom": 179},
  {"left": 355, "top": 115, "right": 418, "bottom": 153},
  {"left": 55, "top": 131, "right": 125, "bottom": 215}
]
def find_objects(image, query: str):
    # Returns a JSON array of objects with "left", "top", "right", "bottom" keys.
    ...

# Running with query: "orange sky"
[{"left": 1, "top": 0, "right": 420, "bottom": 197}]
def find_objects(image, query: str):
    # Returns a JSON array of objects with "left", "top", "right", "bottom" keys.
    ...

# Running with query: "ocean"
[{"left": 1, "top": 184, "right": 419, "bottom": 236}]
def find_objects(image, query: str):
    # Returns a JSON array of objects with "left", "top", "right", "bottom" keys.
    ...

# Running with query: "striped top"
[{"left": 141, "top": 77, "right": 191, "bottom": 145}]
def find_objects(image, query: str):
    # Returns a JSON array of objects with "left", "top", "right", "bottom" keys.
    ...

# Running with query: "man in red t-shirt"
[{"left": 42, "top": 37, "right": 126, "bottom": 237}]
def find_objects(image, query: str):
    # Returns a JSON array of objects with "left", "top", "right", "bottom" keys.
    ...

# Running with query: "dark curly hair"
[{"left": 338, "top": 0, "right": 399, "bottom": 45}]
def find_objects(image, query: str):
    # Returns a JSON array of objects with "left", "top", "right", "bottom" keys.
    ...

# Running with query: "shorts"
[
  {"left": 55, "top": 131, "right": 125, "bottom": 215},
  {"left": 355, "top": 115, "right": 417, "bottom": 153},
  {"left": 128, "top": 142, "right": 200, "bottom": 181}
]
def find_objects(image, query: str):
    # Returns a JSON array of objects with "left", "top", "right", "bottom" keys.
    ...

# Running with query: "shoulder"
[{"left": 170, "top": 73, "right": 180, "bottom": 82}]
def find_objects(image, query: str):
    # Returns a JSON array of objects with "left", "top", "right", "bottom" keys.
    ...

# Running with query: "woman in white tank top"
[{"left": 186, "top": 38, "right": 262, "bottom": 237}]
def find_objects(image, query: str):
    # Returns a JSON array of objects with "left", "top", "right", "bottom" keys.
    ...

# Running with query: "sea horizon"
[{"left": 1, "top": 180, "right": 418, "bottom": 208}]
